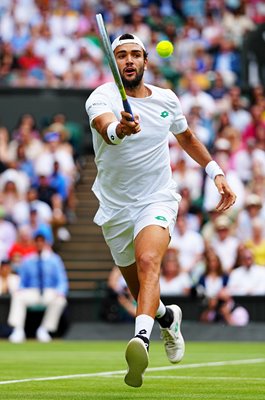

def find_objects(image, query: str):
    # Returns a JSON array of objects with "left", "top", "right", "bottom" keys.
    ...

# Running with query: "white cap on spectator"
[
  {"left": 111, "top": 34, "right": 146, "bottom": 52},
  {"left": 214, "top": 138, "right": 231, "bottom": 152},
  {"left": 245, "top": 194, "right": 262, "bottom": 208},
  {"left": 214, "top": 215, "right": 231, "bottom": 230}
]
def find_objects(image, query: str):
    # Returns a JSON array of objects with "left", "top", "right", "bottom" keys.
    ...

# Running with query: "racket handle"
[{"left": 123, "top": 99, "right": 134, "bottom": 121}]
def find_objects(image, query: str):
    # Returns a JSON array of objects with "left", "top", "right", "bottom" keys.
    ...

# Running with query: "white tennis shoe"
[
  {"left": 9, "top": 328, "right": 26, "bottom": 343},
  {"left": 160, "top": 305, "right": 185, "bottom": 363},
  {"left": 36, "top": 327, "right": 52, "bottom": 343},
  {"left": 124, "top": 336, "right": 149, "bottom": 387}
]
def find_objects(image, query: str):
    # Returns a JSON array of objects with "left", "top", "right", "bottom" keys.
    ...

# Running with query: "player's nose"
[{"left": 125, "top": 54, "right": 134, "bottom": 64}]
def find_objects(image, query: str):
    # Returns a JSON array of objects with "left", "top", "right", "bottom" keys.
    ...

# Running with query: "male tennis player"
[{"left": 85, "top": 33, "right": 236, "bottom": 387}]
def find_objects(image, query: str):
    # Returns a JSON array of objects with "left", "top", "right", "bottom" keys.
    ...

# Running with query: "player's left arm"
[{"left": 175, "top": 127, "right": 237, "bottom": 212}]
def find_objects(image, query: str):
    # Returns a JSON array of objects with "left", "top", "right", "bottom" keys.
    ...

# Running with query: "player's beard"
[{"left": 121, "top": 66, "right": 145, "bottom": 90}]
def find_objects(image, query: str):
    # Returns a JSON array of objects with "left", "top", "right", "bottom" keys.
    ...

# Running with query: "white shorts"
[{"left": 100, "top": 190, "right": 181, "bottom": 267}]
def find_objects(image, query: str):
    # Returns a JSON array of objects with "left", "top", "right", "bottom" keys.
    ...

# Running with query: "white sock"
[
  {"left": 134, "top": 314, "right": 154, "bottom": 340},
  {"left": 156, "top": 300, "right": 166, "bottom": 318}
]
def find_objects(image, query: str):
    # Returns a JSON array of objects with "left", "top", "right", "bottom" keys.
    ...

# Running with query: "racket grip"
[{"left": 123, "top": 99, "right": 134, "bottom": 121}]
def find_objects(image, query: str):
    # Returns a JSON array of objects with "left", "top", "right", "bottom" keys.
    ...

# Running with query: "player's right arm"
[
  {"left": 92, "top": 111, "right": 141, "bottom": 145},
  {"left": 86, "top": 87, "right": 140, "bottom": 145}
]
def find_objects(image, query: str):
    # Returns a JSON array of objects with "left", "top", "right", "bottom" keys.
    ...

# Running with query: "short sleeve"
[
  {"left": 169, "top": 92, "right": 188, "bottom": 134},
  {"left": 85, "top": 89, "right": 113, "bottom": 126}
]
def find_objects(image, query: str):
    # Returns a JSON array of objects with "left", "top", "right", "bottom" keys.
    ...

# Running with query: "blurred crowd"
[
  {"left": 0, "top": 0, "right": 265, "bottom": 329},
  {"left": 0, "top": 0, "right": 264, "bottom": 88},
  {"left": 0, "top": 110, "right": 80, "bottom": 341},
  {"left": 0, "top": 110, "right": 81, "bottom": 294}
]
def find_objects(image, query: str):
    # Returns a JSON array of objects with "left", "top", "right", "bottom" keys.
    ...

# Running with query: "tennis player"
[{"left": 85, "top": 33, "right": 236, "bottom": 387}]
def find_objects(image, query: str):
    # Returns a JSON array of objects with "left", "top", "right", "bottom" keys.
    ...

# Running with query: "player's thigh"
[
  {"left": 102, "top": 220, "right": 135, "bottom": 267},
  {"left": 133, "top": 197, "right": 178, "bottom": 264}
]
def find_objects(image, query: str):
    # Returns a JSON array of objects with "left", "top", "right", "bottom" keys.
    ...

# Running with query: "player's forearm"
[
  {"left": 176, "top": 127, "right": 212, "bottom": 168},
  {"left": 93, "top": 113, "right": 125, "bottom": 145}
]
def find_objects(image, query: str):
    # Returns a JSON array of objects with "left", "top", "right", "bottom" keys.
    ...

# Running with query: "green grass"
[{"left": 0, "top": 340, "right": 265, "bottom": 399}]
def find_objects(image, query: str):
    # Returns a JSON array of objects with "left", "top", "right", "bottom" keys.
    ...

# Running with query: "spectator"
[
  {"left": 10, "top": 22, "right": 31, "bottom": 55},
  {"left": 103, "top": 265, "right": 136, "bottom": 322},
  {"left": 244, "top": 218, "right": 265, "bottom": 266},
  {"left": 0, "top": 259, "right": 20, "bottom": 295},
  {"left": 45, "top": 46, "right": 71, "bottom": 82},
  {"left": 172, "top": 153, "right": 203, "bottom": 204},
  {"left": 217, "top": 290, "right": 249, "bottom": 326},
  {"left": 210, "top": 215, "right": 240, "bottom": 274},
  {"left": 213, "top": 38, "right": 241, "bottom": 86},
  {"left": 236, "top": 193, "right": 265, "bottom": 242},
  {"left": 197, "top": 246, "right": 249, "bottom": 327},
  {"left": 8, "top": 229, "right": 68, "bottom": 343},
  {"left": 201, "top": 208, "right": 222, "bottom": 244},
  {"left": 232, "top": 137, "right": 265, "bottom": 185},
  {"left": 0, "top": 42, "right": 19, "bottom": 84},
  {"left": 221, "top": 4, "right": 255, "bottom": 47},
  {"left": 160, "top": 248, "right": 192, "bottom": 296},
  {"left": 197, "top": 248, "right": 229, "bottom": 300},
  {"left": 0, "top": 126, "right": 10, "bottom": 172},
  {"left": 197, "top": 248, "right": 229, "bottom": 323},
  {"left": 35, "top": 174, "right": 57, "bottom": 209},
  {"left": 0, "top": 206, "right": 17, "bottom": 260},
  {"left": 227, "top": 86, "right": 251, "bottom": 133},
  {"left": 187, "top": 104, "right": 214, "bottom": 147},
  {"left": 49, "top": 160, "right": 69, "bottom": 203},
  {"left": 33, "top": 174, "right": 69, "bottom": 241},
  {"left": 9, "top": 143, "right": 37, "bottom": 185},
  {"left": 170, "top": 214, "right": 205, "bottom": 281},
  {"left": 0, "top": 167, "right": 30, "bottom": 199},
  {"left": 179, "top": 79, "right": 216, "bottom": 119},
  {"left": 12, "top": 112, "right": 40, "bottom": 140},
  {"left": 7, "top": 121, "right": 43, "bottom": 163},
  {"left": 207, "top": 72, "right": 230, "bottom": 114},
  {"left": 28, "top": 207, "right": 54, "bottom": 246},
  {"left": 8, "top": 224, "right": 36, "bottom": 272},
  {"left": 0, "top": 179, "right": 22, "bottom": 217},
  {"left": 242, "top": 104, "right": 265, "bottom": 145},
  {"left": 34, "top": 131, "right": 76, "bottom": 181},
  {"left": 226, "top": 248, "right": 265, "bottom": 295},
  {"left": 11, "top": 186, "right": 53, "bottom": 226},
  {"left": 17, "top": 41, "right": 44, "bottom": 73}
]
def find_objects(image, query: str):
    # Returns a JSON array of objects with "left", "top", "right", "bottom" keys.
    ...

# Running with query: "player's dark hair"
[{"left": 119, "top": 33, "right": 148, "bottom": 60}]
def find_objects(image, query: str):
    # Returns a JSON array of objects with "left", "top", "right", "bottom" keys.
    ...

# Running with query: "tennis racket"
[{"left": 96, "top": 13, "right": 134, "bottom": 120}]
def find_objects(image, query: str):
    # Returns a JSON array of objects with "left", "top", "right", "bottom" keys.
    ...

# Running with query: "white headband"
[{"left": 111, "top": 35, "right": 146, "bottom": 52}]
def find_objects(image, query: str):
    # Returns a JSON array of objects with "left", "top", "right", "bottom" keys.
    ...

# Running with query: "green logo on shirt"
[
  {"left": 155, "top": 216, "right": 167, "bottom": 221},
  {"left": 160, "top": 111, "right": 169, "bottom": 118}
]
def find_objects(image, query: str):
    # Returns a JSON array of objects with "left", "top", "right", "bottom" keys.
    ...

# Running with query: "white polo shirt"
[{"left": 85, "top": 82, "right": 187, "bottom": 223}]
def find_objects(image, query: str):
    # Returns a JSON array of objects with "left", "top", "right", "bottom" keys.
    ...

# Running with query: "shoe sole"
[
  {"left": 168, "top": 305, "right": 185, "bottom": 364},
  {"left": 124, "top": 338, "right": 149, "bottom": 387}
]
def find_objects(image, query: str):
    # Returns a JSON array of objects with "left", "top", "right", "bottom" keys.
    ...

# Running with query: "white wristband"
[
  {"left": 107, "top": 121, "right": 124, "bottom": 145},
  {"left": 205, "top": 160, "right": 224, "bottom": 180}
]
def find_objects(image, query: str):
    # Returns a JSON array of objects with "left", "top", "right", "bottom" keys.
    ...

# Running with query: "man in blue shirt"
[{"left": 8, "top": 229, "right": 68, "bottom": 343}]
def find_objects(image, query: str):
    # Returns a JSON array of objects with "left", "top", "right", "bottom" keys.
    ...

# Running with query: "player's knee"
[{"left": 136, "top": 252, "right": 160, "bottom": 279}]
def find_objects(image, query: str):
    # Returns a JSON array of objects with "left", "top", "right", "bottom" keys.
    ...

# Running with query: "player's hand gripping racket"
[{"left": 96, "top": 13, "right": 134, "bottom": 120}]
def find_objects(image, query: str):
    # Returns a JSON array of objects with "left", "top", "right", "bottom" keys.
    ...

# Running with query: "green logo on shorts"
[{"left": 155, "top": 216, "right": 167, "bottom": 221}]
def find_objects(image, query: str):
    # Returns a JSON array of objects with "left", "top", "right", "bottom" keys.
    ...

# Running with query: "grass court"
[{"left": 0, "top": 340, "right": 264, "bottom": 399}]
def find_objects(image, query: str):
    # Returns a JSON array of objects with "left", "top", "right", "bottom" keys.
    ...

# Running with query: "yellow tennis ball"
[{"left": 156, "top": 40, "right": 174, "bottom": 58}]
